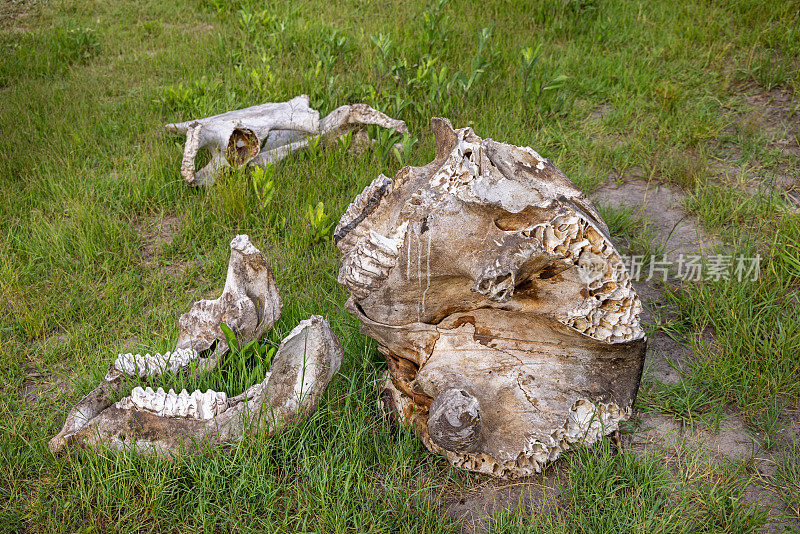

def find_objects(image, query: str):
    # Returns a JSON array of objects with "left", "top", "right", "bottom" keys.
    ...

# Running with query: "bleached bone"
[
  {"left": 167, "top": 96, "right": 408, "bottom": 186},
  {"left": 251, "top": 103, "right": 408, "bottom": 167},
  {"left": 336, "top": 118, "right": 647, "bottom": 478},
  {"left": 174, "top": 234, "right": 282, "bottom": 372},
  {"left": 49, "top": 234, "right": 282, "bottom": 453},
  {"left": 113, "top": 348, "right": 199, "bottom": 378},
  {"left": 56, "top": 315, "right": 342, "bottom": 455},
  {"left": 118, "top": 387, "right": 229, "bottom": 419},
  {"left": 165, "top": 95, "right": 319, "bottom": 186}
]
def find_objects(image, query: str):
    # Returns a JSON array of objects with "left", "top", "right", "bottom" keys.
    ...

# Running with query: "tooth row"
[
  {"left": 119, "top": 386, "right": 228, "bottom": 420},
  {"left": 448, "top": 399, "right": 626, "bottom": 478},
  {"left": 339, "top": 230, "right": 401, "bottom": 300},
  {"left": 523, "top": 215, "right": 643, "bottom": 344},
  {"left": 114, "top": 348, "right": 199, "bottom": 377}
]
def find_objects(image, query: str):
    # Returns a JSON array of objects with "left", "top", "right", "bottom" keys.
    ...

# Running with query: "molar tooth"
[
  {"left": 543, "top": 227, "right": 557, "bottom": 249},
  {"left": 585, "top": 227, "right": 603, "bottom": 245},
  {"left": 115, "top": 353, "right": 133, "bottom": 374},
  {"left": 131, "top": 386, "right": 146, "bottom": 404},
  {"left": 215, "top": 392, "right": 228, "bottom": 414},
  {"left": 195, "top": 390, "right": 210, "bottom": 419},
  {"left": 567, "top": 225, "right": 580, "bottom": 240},
  {"left": 190, "top": 390, "right": 202, "bottom": 418},
  {"left": 153, "top": 388, "right": 167, "bottom": 413},
  {"left": 572, "top": 317, "right": 589, "bottom": 331},
  {"left": 178, "top": 389, "right": 190, "bottom": 416},
  {"left": 594, "top": 326, "right": 611, "bottom": 340},
  {"left": 164, "top": 390, "right": 176, "bottom": 414}
]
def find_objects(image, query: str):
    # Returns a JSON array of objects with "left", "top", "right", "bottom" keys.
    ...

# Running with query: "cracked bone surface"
[
  {"left": 166, "top": 95, "right": 408, "bottom": 186},
  {"left": 49, "top": 234, "right": 283, "bottom": 453},
  {"left": 336, "top": 118, "right": 647, "bottom": 478}
]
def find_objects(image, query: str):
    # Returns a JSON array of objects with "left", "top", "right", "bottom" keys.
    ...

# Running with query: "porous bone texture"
[{"left": 336, "top": 118, "right": 646, "bottom": 478}]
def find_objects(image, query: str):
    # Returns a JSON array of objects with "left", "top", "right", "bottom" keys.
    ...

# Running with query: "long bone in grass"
[
  {"left": 54, "top": 315, "right": 342, "bottom": 454},
  {"left": 336, "top": 118, "right": 647, "bottom": 478},
  {"left": 49, "top": 234, "right": 283, "bottom": 453},
  {"left": 166, "top": 95, "right": 408, "bottom": 186}
]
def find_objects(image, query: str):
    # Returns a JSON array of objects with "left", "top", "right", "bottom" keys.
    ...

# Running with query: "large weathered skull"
[
  {"left": 336, "top": 118, "right": 646, "bottom": 478},
  {"left": 49, "top": 235, "right": 342, "bottom": 455}
]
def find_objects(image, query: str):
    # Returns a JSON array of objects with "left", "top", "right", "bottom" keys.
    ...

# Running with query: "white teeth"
[
  {"left": 120, "top": 386, "right": 229, "bottom": 420},
  {"left": 178, "top": 389, "right": 190, "bottom": 416},
  {"left": 197, "top": 391, "right": 210, "bottom": 419},
  {"left": 113, "top": 348, "right": 200, "bottom": 378},
  {"left": 164, "top": 390, "right": 176, "bottom": 413},
  {"left": 153, "top": 388, "right": 166, "bottom": 412}
]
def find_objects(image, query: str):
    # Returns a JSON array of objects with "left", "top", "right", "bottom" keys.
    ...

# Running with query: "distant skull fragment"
[
  {"left": 336, "top": 118, "right": 646, "bottom": 478},
  {"left": 166, "top": 95, "right": 408, "bottom": 186},
  {"left": 49, "top": 235, "right": 343, "bottom": 455}
]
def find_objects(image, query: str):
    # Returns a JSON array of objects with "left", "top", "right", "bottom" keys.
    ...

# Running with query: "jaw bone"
[
  {"left": 49, "top": 234, "right": 283, "bottom": 453},
  {"left": 64, "top": 315, "right": 343, "bottom": 455},
  {"left": 166, "top": 95, "right": 408, "bottom": 186}
]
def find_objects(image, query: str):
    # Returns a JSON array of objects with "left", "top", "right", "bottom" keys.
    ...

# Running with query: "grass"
[
  {"left": 1, "top": 0, "right": 799, "bottom": 531},
  {"left": 491, "top": 440, "right": 767, "bottom": 534}
]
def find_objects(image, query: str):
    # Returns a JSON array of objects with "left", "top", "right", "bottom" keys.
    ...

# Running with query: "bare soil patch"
[
  {"left": 718, "top": 87, "right": 800, "bottom": 210},
  {"left": 742, "top": 88, "right": 799, "bottom": 155},
  {"left": 591, "top": 178, "right": 719, "bottom": 263},
  {"left": 0, "top": 0, "right": 37, "bottom": 32},
  {"left": 19, "top": 359, "right": 74, "bottom": 407}
]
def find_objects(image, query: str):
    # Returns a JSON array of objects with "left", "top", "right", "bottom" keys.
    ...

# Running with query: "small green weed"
[
  {"left": 393, "top": 133, "right": 419, "bottom": 167},
  {"left": 519, "top": 44, "right": 571, "bottom": 121},
  {"left": 451, "top": 27, "right": 493, "bottom": 94},
  {"left": 305, "top": 201, "right": 334, "bottom": 244},
  {"left": 421, "top": 0, "right": 452, "bottom": 55},
  {"left": 251, "top": 164, "right": 275, "bottom": 209},
  {"left": 156, "top": 76, "right": 227, "bottom": 117}
]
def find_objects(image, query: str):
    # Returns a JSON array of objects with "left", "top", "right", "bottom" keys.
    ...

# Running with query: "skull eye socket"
[{"left": 226, "top": 128, "right": 259, "bottom": 167}]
